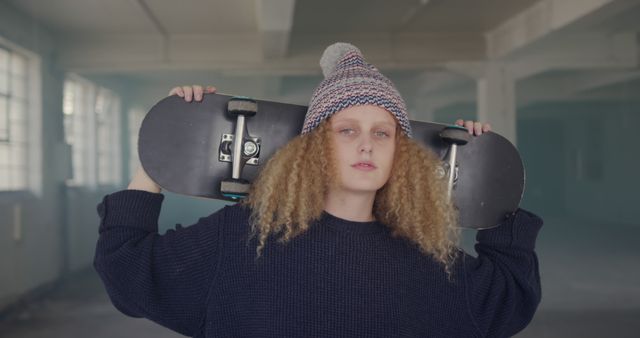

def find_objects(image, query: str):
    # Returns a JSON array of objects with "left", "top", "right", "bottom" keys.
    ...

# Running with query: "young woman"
[{"left": 95, "top": 43, "right": 543, "bottom": 338}]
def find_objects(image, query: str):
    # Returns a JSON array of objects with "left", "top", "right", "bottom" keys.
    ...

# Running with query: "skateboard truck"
[
  {"left": 439, "top": 125, "right": 472, "bottom": 200},
  {"left": 219, "top": 96, "right": 261, "bottom": 200}
]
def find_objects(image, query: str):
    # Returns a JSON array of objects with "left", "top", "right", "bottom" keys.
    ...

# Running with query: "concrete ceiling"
[
  {"left": 4, "top": 0, "right": 640, "bottom": 107},
  {"left": 6, "top": 0, "right": 543, "bottom": 73},
  {"left": 292, "top": 0, "right": 540, "bottom": 33},
  {"left": 9, "top": 0, "right": 537, "bottom": 36},
  {"left": 6, "top": 0, "right": 257, "bottom": 35}
]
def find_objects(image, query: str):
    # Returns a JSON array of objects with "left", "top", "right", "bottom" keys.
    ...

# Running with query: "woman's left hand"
[{"left": 454, "top": 119, "right": 491, "bottom": 136}]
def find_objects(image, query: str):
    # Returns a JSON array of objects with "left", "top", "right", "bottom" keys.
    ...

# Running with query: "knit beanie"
[{"left": 301, "top": 42, "right": 412, "bottom": 137}]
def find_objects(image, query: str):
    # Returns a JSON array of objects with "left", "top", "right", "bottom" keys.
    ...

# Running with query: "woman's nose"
[{"left": 359, "top": 135, "right": 373, "bottom": 153}]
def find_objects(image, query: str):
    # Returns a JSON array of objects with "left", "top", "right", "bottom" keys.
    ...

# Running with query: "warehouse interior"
[{"left": 0, "top": 0, "right": 639, "bottom": 337}]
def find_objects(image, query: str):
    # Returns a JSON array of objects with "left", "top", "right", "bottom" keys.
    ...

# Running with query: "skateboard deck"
[{"left": 139, "top": 93, "right": 524, "bottom": 229}]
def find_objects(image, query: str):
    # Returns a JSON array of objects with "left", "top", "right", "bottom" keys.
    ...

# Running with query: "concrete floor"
[
  {"left": 1, "top": 268, "right": 639, "bottom": 338},
  {"left": 0, "top": 270, "right": 182, "bottom": 338}
]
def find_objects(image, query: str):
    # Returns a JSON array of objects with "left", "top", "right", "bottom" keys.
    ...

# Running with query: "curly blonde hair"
[{"left": 244, "top": 119, "right": 460, "bottom": 273}]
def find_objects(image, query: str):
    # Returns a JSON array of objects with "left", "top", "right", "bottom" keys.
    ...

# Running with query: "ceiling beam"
[
  {"left": 508, "top": 32, "right": 637, "bottom": 79},
  {"left": 134, "top": 0, "right": 169, "bottom": 62},
  {"left": 571, "top": 70, "right": 640, "bottom": 92},
  {"left": 486, "top": 0, "right": 621, "bottom": 59},
  {"left": 256, "top": 0, "right": 296, "bottom": 59},
  {"left": 444, "top": 31, "right": 637, "bottom": 83},
  {"left": 57, "top": 32, "right": 485, "bottom": 75}
]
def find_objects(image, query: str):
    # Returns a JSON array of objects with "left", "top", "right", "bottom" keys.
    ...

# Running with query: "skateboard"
[{"left": 138, "top": 93, "right": 524, "bottom": 229}]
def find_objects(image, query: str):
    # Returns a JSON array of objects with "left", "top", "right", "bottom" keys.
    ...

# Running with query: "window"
[
  {"left": 128, "top": 107, "right": 146, "bottom": 180},
  {"left": 96, "top": 88, "right": 121, "bottom": 185},
  {"left": 0, "top": 45, "right": 32, "bottom": 191},
  {"left": 63, "top": 75, "right": 122, "bottom": 187}
]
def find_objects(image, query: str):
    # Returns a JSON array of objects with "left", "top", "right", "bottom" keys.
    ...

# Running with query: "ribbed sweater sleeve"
[
  {"left": 463, "top": 208, "right": 543, "bottom": 338},
  {"left": 93, "top": 189, "right": 225, "bottom": 336}
]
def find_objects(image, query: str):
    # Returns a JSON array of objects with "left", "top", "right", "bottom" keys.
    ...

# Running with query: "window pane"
[
  {"left": 11, "top": 54, "right": 26, "bottom": 76},
  {"left": 0, "top": 143, "right": 8, "bottom": 164},
  {"left": 0, "top": 46, "right": 32, "bottom": 192},
  {"left": 0, "top": 48, "right": 8, "bottom": 72},
  {"left": 96, "top": 90, "right": 120, "bottom": 186},
  {"left": 0, "top": 170, "right": 8, "bottom": 189},
  {"left": 0, "top": 71, "right": 8, "bottom": 94},
  {"left": 10, "top": 100, "right": 26, "bottom": 122},
  {"left": 128, "top": 108, "right": 145, "bottom": 179},
  {"left": 10, "top": 118, "right": 25, "bottom": 142},
  {"left": 10, "top": 141, "right": 26, "bottom": 166},
  {"left": 63, "top": 75, "right": 121, "bottom": 187},
  {"left": 0, "top": 48, "right": 10, "bottom": 95},
  {"left": 95, "top": 90, "right": 106, "bottom": 117},
  {"left": 12, "top": 76, "right": 26, "bottom": 99},
  {"left": 64, "top": 77, "right": 92, "bottom": 186},
  {"left": 0, "top": 96, "right": 7, "bottom": 141},
  {"left": 71, "top": 147, "right": 85, "bottom": 184},
  {"left": 63, "top": 80, "right": 74, "bottom": 116}
]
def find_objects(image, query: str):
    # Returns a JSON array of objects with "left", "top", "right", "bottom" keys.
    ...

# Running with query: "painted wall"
[
  {"left": 0, "top": 3, "right": 127, "bottom": 312},
  {"left": 518, "top": 101, "right": 640, "bottom": 225},
  {"left": 0, "top": 1, "right": 66, "bottom": 311}
]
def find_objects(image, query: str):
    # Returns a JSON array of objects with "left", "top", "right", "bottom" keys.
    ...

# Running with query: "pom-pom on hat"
[{"left": 301, "top": 42, "right": 412, "bottom": 137}]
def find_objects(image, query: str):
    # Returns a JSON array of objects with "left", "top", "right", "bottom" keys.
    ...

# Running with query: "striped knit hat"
[{"left": 301, "top": 42, "right": 412, "bottom": 137}]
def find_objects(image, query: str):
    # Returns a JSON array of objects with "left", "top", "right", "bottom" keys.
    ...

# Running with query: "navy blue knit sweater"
[{"left": 94, "top": 190, "right": 543, "bottom": 338}]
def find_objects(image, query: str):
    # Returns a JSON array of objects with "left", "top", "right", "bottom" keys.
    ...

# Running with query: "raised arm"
[
  {"left": 93, "top": 189, "right": 226, "bottom": 336},
  {"left": 462, "top": 209, "right": 543, "bottom": 337}
]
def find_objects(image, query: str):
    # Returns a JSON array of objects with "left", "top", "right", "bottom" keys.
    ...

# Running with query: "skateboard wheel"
[
  {"left": 440, "top": 126, "right": 472, "bottom": 146},
  {"left": 220, "top": 178, "right": 251, "bottom": 200},
  {"left": 227, "top": 97, "right": 257, "bottom": 117}
]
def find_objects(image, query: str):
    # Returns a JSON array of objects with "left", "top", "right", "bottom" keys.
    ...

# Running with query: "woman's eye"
[
  {"left": 374, "top": 130, "right": 390, "bottom": 138},
  {"left": 339, "top": 128, "right": 355, "bottom": 135}
]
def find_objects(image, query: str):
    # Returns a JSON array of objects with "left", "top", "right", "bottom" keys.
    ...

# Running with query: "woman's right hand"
[{"left": 168, "top": 85, "right": 217, "bottom": 102}]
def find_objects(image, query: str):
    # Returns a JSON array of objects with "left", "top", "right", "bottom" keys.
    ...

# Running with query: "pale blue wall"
[
  {"left": 0, "top": 2, "right": 130, "bottom": 312},
  {"left": 0, "top": 1, "right": 67, "bottom": 310},
  {"left": 518, "top": 101, "right": 640, "bottom": 225}
]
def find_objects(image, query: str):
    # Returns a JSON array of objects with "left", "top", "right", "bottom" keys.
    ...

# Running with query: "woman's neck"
[{"left": 324, "top": 188, "right": 376, "bottom": 222}]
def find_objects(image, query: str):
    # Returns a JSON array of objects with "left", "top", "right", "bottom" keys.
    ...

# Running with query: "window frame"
[
  {"left": 0, "top": 37, "right": 42, "bottom": 198},
  {"left": 63, "top": 73, "right": 122, "bottom": 189}
]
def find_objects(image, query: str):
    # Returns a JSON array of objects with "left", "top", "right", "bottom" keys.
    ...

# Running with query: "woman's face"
[{"left": 329, "top": 105, "right": 397, "bottom": 194}]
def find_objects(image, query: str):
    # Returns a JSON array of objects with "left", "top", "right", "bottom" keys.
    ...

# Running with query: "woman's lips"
[{"left": 351, "top": 162, "right": 377, "bottom": 171}]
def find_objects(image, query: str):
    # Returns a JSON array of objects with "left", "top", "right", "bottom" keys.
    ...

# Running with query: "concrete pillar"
[{"left": 477, "top": 63, "right": 517, "bottom": 145}]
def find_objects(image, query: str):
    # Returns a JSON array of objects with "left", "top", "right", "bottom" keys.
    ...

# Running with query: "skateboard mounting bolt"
[
  {"left": 244, "top": 141, "right": 258, "bottom": 157},
  {"left": 437, "top": 163, "right": 459, "bottom": 182}
]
